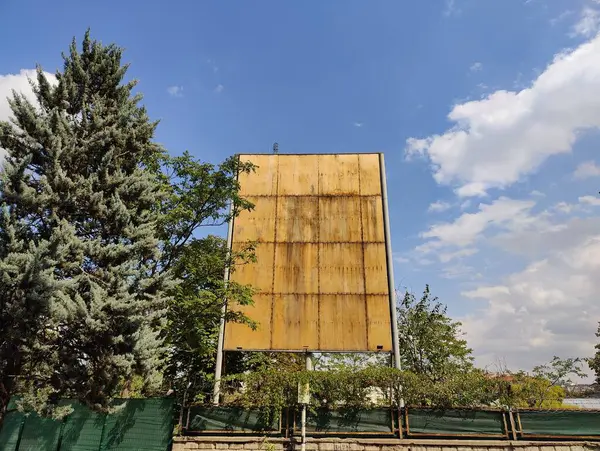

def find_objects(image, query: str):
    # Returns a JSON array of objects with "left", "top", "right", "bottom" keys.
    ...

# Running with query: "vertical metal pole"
[
  {"left": 379, "top": 153, "right": 404, "bottom": 411},
  {"left": 213, "top": 200, "right": 235, "bottom": 405},
  {"left": 379, "top": 153, "right": 401, "bottom": 370},
  {"left": 301, "top": 353, "right": 312, "bottom": 451}
]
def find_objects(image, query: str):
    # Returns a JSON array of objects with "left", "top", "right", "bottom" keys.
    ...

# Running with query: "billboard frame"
[{"left": 212, "top": 152, "right": 401, "bottom": 404}]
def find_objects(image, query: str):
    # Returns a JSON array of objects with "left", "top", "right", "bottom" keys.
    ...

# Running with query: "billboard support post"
[
  {"left": 379, "top": 153, "right": 401, "bottom": 370},
  {"left": 212, "top": 200, "right": 235, "bottom": 405},
  {"left": 379, "top": 153, "right": 403, "bottom": 409}
]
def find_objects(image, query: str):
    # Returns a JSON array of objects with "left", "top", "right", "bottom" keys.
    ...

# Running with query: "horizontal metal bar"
[
  {"left": 185, "top": 431, "right": 283, "bottom": 435},
  {"left": 295, "top": 432, "right": 396, "bottom": 436},
  {"left": 237, "top": 194, "right": 383, "bottom": 198},
  {"left": 405, "top": 432, "right": 507, "bottom": 438},
  {"left": 520, "top": 434, "right": 600, "bottom": 439},
  {"left": 239, "top": 152, "right": 382, "bottom": 157},
  {"left": 246, "top": 292, "right": 390, "bottom": 296},
  {"left": 235, "top": 241, "right": 387, "bottom": 245},
  {"left": 223, "top": 349, "right": 393, "bottom": 353}
]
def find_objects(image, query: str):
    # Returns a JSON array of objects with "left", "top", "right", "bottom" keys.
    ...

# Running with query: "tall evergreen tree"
[{"left": 0, "top": 31, "right": 169, "bottom": 417}]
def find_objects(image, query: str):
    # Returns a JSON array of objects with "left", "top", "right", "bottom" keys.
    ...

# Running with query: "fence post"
[{"left": 508, "top": 409, "right": 518, "bottom": 441}]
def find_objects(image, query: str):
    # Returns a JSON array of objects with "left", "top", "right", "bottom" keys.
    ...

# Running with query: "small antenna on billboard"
[{"left": 272, "top": 142, "right": 279, "bottom": 154}]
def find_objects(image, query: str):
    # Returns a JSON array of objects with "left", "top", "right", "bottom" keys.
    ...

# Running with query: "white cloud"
[
  {"left": 406, "top": 34, "right": 600, "bottom": 197},
  {"left": 214, "top": 84, "right": 224, "bottom": 93},
  {"left": 394, "top": 256, "right": 409, "bottom": 264},
  {"left": 461, "top": 233, "right": 600, "bottom": 376},
  {"left": 428, "top": 200, "right": 451, "bottom": 213},
  {"left": 435, "top": 192, "right": 600, "bottom": 376},
  {"left": 419, "top": 197, "right": 535, "bottom": 251},
  {"left": 353, "top": 122, "right": 364, "bottom": 128},
  {"left": 574, "top": 160, "right": 600, "bottom": 179},
  {"left": 579, "top": 195, "right": 600, "bottom": 205},
  {"left": 469, "top": 62, "right": 483, "bottom": 72},
  {"left": 550, "top": 9, "right": 574, "bottom": 26},
  {"left": 0, "top": 69, "right": 57, "bottom": 161},
  {"left": 462, "top": 285, "right": 510, "bottom": 299},
  {"left": 439, "top": 248, "right": 478, "bottom": 263},
  {"left": 530, "top": 190, "right": 545, "bottom": 197},
  {"left": 571, "top": 6, "right": 600, "bottom": 38},
  {"left": 444, "top": 0, "right": 460, "bottom": 17},
  {"left": 167, "top": 85, "right": 183, "bottom": 97}
]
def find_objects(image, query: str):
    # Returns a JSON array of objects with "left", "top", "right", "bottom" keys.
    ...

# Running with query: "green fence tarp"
[
  {"left": 100, "top": 398, "right": 175, "bottom": 451},
  {"left": 187, "top": 406, "right": 280, "bottom": 432},
  {"left": 17, "top": 412, "right": 63, "bottom": 451},
  {"left": 518, "top": 410, "right": 600, "bottom": 437},
  {"left": 407, "top": 409, "right": 505, "bottom": 436},
  {"left": 59, "top": 401, "right": 106, "bottom": 451},
  {"left": 0, "top": 410, "right": 25, "bottom": 451},
  {"left": 298, "top": 408, "right": 394, "bottom": 434}
]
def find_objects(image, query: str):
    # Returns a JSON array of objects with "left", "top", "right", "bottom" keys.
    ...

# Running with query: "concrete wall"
[{"left": 172, "top": 437, "right": 600, "bottom": 451}]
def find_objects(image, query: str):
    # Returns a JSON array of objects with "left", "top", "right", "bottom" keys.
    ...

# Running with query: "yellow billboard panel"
[{"left": 223, "top": 153, "right": 392, "bottom": 352}]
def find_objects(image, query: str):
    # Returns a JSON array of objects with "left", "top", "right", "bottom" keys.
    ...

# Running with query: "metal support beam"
[
  {"left": 379, "top": 153, "right": 401, "bottom": 370},
  {"left": 212, "top": 201, "right": 235, "bottom": 405},
  {"left": 301, "top": 353, "right": 313, "bottom": 451},
  {"left": 379, "top": 153, "right": 404, "bottom": 411}
]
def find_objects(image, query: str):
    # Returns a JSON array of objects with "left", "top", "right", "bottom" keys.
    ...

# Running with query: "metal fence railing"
[{"left": 182, "top": 405, "right": 600, "bottom": 441}]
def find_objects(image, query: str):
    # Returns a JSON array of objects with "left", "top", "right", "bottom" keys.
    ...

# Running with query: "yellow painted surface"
[{"left": 223, "top": 153, "right": 393, "bottom": 351}]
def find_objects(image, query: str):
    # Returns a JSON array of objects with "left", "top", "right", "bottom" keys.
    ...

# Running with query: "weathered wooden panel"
[
  {"left": 238, "top": 155, "right": 278, "bottom": 196},
  {"left": 319, "top": 243, "right": 364, "bottom": 294},
  {"left": 319, "top": 197, "right": 362, "bottom": 242},
  {"left": 224, "top": 153, "right": 392, "bottom": 352},
  {"left": 319, "top": 295, "right": 368, "bottom": 350},
  {"left": 366, "top": 295, "right": 393, "bottom": 350},
  {"left": 271, "top": 294, "right": 319, "bottom": 349},
  {"left": 364, "top": 243, "right": 388, "bottom": 295},
  {"left": 230, "top": 242, "right": 275, "bottom": 293},
  {"left": 319, "top": 154, "right": 360, "bottom": 195},
  {"left": 278, "top": 155, "right": 319, "bottom": 195},
  {"left": 359, "top": 154, "right": 383, "bottom": 196},
  {"left": 276, "top": 196, "right": 319, "bottom": 243},
  {"left": 223, "top": 294, "right": 272, "bottom": 350},
  {"left": 232, "top": 197, "right": 277, "bottom": 243},
  {"left": 361, "top": 197, "right": 385, "bottom": 242},
  {"left": 273, "top": 243, "right": 318, "bottom": 294}
]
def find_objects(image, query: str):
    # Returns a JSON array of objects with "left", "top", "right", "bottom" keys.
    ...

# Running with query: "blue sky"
[{"left": 2, "top": 0, "right": 600, "bottom": 376}]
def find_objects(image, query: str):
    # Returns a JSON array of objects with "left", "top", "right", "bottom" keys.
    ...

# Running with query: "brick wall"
[{"left": 172, "top": 437, "right": 600, "bottom": 451}]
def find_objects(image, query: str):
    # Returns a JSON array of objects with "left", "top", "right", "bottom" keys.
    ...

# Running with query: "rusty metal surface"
[{"left": 223, "top": 153, "right": 393, "bottom": 351}]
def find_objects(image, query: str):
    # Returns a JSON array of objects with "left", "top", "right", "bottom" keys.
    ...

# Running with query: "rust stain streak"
[
  {"left": 269, "top": 155, "right": 280, "bottom": 349},
  {"left": 357, "top": 154, "right": 370, "bottom": 350}
]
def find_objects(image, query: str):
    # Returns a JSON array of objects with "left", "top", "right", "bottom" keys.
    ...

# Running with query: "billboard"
[{"left": 223, "top": 153, "right": 393, "bottom": 352}]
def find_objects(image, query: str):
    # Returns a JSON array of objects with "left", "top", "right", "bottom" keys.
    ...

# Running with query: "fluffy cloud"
[
  {"left": 428, "top": 200, "right": 451, "bottom": 213},
  {"left": 428, "top": 195, "right": 600, "bottom": 375},
  {"left": 439, "top": 248, "right": 478, "bottom": 263},
  {"left": 574, "top": 160, "right": 600, "bottom": 179},
  {"left": 406, "top": 34, "right": 600, "bottom": 197},
  {"left": 580, "top": 195, "right": 600, "bottom": 206},
  {"left": 572, "top": 6, "right": 600, "bottom": 38},
  {"left": 0, "top": 69, "right": 56, "bottom": 161},
  {"left": 419, "top": 197, "right": 535, "bottom": 251},
  {"left": 469, "top": 62, "right": 483, "bottom": 72},
  {"left": 461, "top": 233, "right": 600, "bottom": 374},
  {"left": 413, "top": 189, "right": 600, "bottom": 375},
  {"left": 167, "top": 85, "right": 183, "bottom": 97}
]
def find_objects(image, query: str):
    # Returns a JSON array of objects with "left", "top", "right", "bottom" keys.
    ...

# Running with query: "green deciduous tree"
[
  {"left": 397, "top": 285, "right": 474, "bottom": 382},
  {"left": 0, "top": 30, "right": 169, "bottom": 418},
  {"left": 155, "top": 152, "right": 257, "bottom": 403}
]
